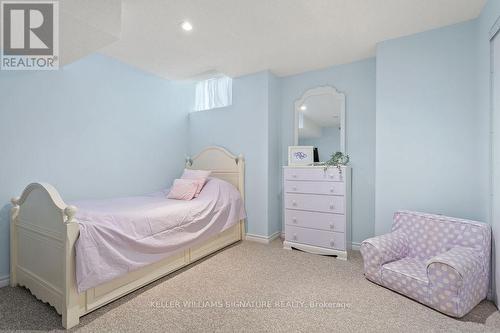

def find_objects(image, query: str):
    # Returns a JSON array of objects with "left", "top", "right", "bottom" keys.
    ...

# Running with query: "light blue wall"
[
  {"left": 299, "top": 127, "right": 341, "bottom": 161},
  {"left": 0, "top": 54, "right": 192, "bottom": 280},
  {"left": 188, "top": 71, "right": 275, "bottom": 237},
  {"left": 375, "top": 20, "right": 485, "bottom": 234},
  {"left": 280, "top": 58, "right": 377, "bottom": 245}
]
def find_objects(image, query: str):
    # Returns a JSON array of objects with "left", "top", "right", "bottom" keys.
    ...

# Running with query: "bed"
[{"left": 9, "top": 146, "right": 246, "bottom": 329}]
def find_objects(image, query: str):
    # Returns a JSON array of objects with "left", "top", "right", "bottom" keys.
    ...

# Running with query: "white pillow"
[{"left": 181, "top": 169, "right": 212, "bottom": 197}]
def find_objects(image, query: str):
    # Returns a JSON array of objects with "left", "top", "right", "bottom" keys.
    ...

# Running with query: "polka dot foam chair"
[{"left": 360, "top": 210, "right": 491, "bottom": 317}]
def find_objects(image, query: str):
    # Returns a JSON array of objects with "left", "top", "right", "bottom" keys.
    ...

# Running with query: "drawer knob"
[
  {"left": 330, "top": 240, "right": 335, "bottom": 247},
  {"left": 329, "top": 175, "right": 334, "bottom": 179},
  {"left": 292, "top": 186, "right": 297, "bottom": 191},
  {"left": 330, "top": 223, "right": 335, "bottom": 229},
  {"left": 293, "top": 233, "right": 298, "bottom": 240},
  {"left": 292, "top": 201, "right": 297, "bottom": 207},
  {"left": 330, "top": 188, "right": 334, "bottom": 193},
  {"left": 292, "top": 174, "right": 298, "bottom": 178},
  {"left": 292, "top": 217, "right": 297, "bottom": 224},
  {"left": 329, "top": 204, "right": 335, "bottom": 210}
]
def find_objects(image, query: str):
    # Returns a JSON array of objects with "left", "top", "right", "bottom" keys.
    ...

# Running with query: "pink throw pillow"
[
  {"left": 167, "top": 179, "right": 199, "bottom": 200},
  {"left": 181, "top": 169, "right": 211, "bottom": 197}
]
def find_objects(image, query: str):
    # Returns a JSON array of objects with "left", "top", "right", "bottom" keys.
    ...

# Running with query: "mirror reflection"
[{"left": 295, "top": 87, "right": 345, "bottom": 161}]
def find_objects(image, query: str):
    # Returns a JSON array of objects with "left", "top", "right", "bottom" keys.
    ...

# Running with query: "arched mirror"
[{"left": 294, "top": 86, "right": 346, "bottom": 161}]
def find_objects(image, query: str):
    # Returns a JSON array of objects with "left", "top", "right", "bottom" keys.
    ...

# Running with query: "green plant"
[{"left": 316, "top": 152, "right": 350, "bottom": 171}]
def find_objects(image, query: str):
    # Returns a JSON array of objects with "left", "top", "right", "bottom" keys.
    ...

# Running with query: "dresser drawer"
[
  {"left": 284, "top": 168, "right": 344, "bottom": 182},
  {"left": 285, "top": 225, "right": 346, "bottom": 251},
  {"left": 285, "top": 209, "right": 345, "bottom": 232},
  {"left": 285, "top": 193, "right": 344, "bottom": 214},
  {"left": 284, "top": 180, "right": 345, "bottom": 196}
]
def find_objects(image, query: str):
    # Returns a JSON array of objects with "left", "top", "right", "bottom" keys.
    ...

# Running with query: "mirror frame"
[{"left": 294, "top": 85, "right": 346, "bottom": 154}]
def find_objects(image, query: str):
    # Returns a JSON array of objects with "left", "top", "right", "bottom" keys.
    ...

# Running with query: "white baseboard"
[
  {"left": 245, "top": 231, "right": 281, "bottom": 244},
  {"left": 351, "top": 242, "right": 361, "bottom": 251},
  {"left": 0, "top": 275, "right": 9, "bottom": 288}
]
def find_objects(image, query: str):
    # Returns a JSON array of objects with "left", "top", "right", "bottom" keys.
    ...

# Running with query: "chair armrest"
[
  {"left": 361, "top": 231, "right": 408, "bottom": 264},
  {"left": 360, "top": 231, "right": 408, "bottom": 283},
  {"left": 427, "top": 247, "right": 488, "bottom": 316},
  {"left": 426, "top": 246, "right": 482, "bottom": 282}
]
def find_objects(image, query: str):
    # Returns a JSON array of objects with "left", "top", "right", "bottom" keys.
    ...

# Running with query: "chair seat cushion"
[{"left": 381, "top": 257, "right": 430, "bottom": 303}]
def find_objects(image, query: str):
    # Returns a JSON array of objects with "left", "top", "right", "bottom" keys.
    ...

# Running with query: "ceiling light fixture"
[
  {"left": 300, "top": 105, "right": 307, "bottom": 111},
  {"left": 181, "top": 21, "right": 193, "bottom": 32}
]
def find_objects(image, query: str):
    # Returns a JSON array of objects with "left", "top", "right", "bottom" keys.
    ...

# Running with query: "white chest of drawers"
[{"left": 283, "top": 166, "right": 351, "bottom": 259}]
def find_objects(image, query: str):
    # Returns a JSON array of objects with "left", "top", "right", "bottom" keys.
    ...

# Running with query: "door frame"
[{"left": 490, "top": 14, "right": 500, "bottom": 307}]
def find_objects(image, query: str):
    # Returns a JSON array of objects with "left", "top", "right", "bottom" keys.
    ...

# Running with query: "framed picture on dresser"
[{"left": 288, "top": 146, "right": 314, "bottom": 166}]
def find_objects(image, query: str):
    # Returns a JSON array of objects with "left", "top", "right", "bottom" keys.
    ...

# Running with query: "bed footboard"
[{"left": 10, "top": 183, "right": 82, "bottom": 328}]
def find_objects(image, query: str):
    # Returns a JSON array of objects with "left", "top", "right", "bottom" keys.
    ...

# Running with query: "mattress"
[{"left": 72, "top": 177, "right": 245, "bottom": 292}]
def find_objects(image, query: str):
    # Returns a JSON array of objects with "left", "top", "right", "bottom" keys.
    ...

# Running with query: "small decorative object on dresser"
[
  {"left": 283, "top": 165, "right": 351, "bottom": 259},
  {"left": 288, "top": 146, "right": 314, "bottom": 166}
]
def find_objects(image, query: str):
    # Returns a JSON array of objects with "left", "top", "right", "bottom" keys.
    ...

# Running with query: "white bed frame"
[{"left": 9, "top": 146, "right": 245, "bottom": 329}]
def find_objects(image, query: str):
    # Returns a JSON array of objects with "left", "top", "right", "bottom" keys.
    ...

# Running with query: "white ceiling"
[
  {"left": 80, "top": 0, "right": 485, "bottom": 79},
  {"left": 59, "top": 0, "right": 121, "bottom": 66}
]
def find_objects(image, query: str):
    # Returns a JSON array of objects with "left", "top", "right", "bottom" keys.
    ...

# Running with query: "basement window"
[{"left": 194, "top": 76, "right": 232, "bottom": 111}]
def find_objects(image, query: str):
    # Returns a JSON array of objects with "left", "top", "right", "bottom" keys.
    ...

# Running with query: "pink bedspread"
[{"left": 73, "top": 178, "right": 245, "bottom": 293}]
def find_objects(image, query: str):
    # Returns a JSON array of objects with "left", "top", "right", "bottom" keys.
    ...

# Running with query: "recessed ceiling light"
[
  {"left": 300, "top": 105, "right": 307, "bottom": 111},
  {"left": 181, "top": 21, "right": 193, "bottom": 32}
]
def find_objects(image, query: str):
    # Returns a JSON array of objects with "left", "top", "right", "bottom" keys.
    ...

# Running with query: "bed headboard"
[{"left": 186, "top": 146, "right": 245, "bottom": 201}]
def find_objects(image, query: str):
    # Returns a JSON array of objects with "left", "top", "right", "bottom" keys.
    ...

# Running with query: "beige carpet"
[{"left": 1, "top": 239, "right": 500, "bottom": 332}]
